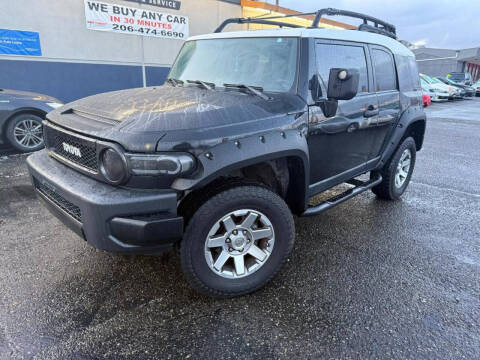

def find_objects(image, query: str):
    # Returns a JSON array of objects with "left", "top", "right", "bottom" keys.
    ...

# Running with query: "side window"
[
  {"left": 395, "top": 55, "right": 420, "bottom": 91},
  {"left": 372, "top": 49, "right": 397, "bottom": 91},
  {"left": 407, "top": 56, "right": 421, "bottom": 90},
  {"left": 316, "top": 43, "right": 369, "bottom": 94}
]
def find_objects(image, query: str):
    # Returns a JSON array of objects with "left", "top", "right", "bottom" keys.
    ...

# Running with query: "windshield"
[
  {"left": 429, "top": 76, "right": 440, "bottom": 84},
  {"left": 443, "top": 77, "right": 456, "bottom": 85},
  {"left": 420, "top": 75, "right": 431, "bottom": 84},
  {"left": 448, "top": 73, "right": 465, "bottom": 81},
  {"left": 169, "top": 37, "right": 298, "bottom": 93}
]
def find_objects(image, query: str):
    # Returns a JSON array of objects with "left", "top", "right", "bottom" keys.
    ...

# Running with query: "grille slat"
[
  {"left": 33, "top": 177, "right": 82, "bottom": 223},
  {"left": 45, "top": 125, "right": 98, "bottom": 172}
]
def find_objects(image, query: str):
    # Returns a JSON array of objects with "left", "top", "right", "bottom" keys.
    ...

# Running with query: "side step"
[{"left": 301, "top": 174, "right": 382, "bottom": 217}]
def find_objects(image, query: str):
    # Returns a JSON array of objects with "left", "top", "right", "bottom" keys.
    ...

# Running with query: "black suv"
[{"left": 27, "top": 9, "right": 426, "bottom": 298}]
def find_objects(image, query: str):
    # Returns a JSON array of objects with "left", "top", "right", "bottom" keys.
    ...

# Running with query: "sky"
[{"left": 264, "top": 0, "right": 480, "bottom": 49}]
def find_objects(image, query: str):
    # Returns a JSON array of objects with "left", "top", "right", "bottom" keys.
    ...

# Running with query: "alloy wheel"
[
  {"left": 204, "top": 209, "right": 275, "bottom": 279},
  {"left": 395, "top": 148, "right": 411, "bottom": 188},
  {"left": 13, "top": 118, "right": 43, "bottom": 149}
]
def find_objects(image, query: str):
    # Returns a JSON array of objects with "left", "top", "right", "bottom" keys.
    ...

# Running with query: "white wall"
[{"left": 1, "top": 0, "right": 241, "bottom": 66}]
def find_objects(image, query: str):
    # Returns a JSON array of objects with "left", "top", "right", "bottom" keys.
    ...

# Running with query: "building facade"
[
  {"left": 0, "top": 0, "right": 242, "bottom": 102},
  {"left": 413, "top": 47, "right": 480, "bottom": 81}
]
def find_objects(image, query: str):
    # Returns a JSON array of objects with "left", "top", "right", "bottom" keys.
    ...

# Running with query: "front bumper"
[
  {"left": 431, "top": 94, "right": 448, "bottom": 102},
  {"left": 27, "top": 150, "right": 183, "bottom": 254}
]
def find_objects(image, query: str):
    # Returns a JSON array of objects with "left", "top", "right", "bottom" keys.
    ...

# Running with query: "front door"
[{"left": 307, "top": 41, "right": 379, "bottom": 191}]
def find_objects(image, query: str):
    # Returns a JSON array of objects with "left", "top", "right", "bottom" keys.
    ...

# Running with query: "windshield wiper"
[
  {"left": 166, "top": 78, "right": 184, "bottom": 87},
  {"left": 223, "top": 83, "right": 271, "bottom": 100},
  {"left": 186, "top": 79, "right": 215, "bottom": 90}
]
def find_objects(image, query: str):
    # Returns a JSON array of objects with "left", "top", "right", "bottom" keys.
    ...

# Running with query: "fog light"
[{"left": 100, "top": 148, "right": 126, "bottom": 184}]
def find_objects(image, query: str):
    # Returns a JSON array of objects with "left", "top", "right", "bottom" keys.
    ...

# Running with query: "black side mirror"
[
  {"left": 311, "top": 69, "right": 360, "bottom": 118},
  {"left": 327, "top": 68, "right": 359, "bottom": 100}
]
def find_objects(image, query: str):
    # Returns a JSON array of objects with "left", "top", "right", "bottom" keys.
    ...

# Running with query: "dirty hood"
[{"left": 46, "top": 85, "right": 306, "bottom": 153}]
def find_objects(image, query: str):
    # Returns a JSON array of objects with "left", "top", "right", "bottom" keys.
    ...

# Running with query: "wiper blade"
[
  {"left": 223, "top": 83, "right": 271, "bottom": 100},
  {"left": 166, "top": 78, "right": 184, "bottom": 87},
  {"left": 186, "top": 79, "right": 215, "bottom": 90}
]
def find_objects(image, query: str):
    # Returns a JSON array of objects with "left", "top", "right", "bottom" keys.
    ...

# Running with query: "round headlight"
[{"left": 100, "top": 148, "right": 126, "bottom": 184}]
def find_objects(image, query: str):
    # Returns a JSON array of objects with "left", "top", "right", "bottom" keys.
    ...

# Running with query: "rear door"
[
  {"left": 307, "top": 40, "right": 379, "bottom": 190},
  {"left": 368, "top": 45, "right": 401, "bottom": 163}
]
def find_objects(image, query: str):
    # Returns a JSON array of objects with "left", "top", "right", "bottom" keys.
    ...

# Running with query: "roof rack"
[{"left": 214, "top": 8, "right": 397, "bottom": 39}]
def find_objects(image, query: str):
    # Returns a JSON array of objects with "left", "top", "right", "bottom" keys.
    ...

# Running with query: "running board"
[{"left": 301, "top": 174, "right": 382, "bottom": 217}]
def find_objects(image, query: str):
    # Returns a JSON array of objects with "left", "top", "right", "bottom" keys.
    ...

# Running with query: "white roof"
[{"left": 189, "top": 28, "right": 413, "bottom": 57}]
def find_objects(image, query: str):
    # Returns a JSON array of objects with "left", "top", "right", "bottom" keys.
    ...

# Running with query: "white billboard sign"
[{"left": 84, "top": 0, "right": 189, "bottom": 39}]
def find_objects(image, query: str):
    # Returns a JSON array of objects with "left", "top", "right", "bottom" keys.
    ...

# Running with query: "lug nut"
[
  {"left": 243, "top": 230, "right": 247, "bottom": 235},
  {"left": 233, "top": 230, "right": 238, "bottom": 235},
  {"left": 226, "top": 238, "right": 231, "bottom": 243},
  {"left": 228, "top": 247, "right": 234, "bottom": 252}
]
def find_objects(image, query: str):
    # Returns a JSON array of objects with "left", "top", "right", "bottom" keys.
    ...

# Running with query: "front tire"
[
  {"left": 180, "top": 185, "right": 295, "bottom": 298},
  {"left": 6, "top": 113, "right": 45, "bottom": 152},
  {"left": 372, "top": 137, "right": 416, "bottom": 200}
]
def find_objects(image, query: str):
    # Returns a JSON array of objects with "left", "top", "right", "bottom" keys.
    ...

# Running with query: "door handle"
[{"left": 364, "top": 105, "right": 379, "bottom": 118}]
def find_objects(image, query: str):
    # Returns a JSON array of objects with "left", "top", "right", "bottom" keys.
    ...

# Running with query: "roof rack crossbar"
[
  {"left": 247, "top": 12, "right": 317, "bottom": 21},
  {"left": 214, "top": 18, "right": 302, "bottom": 33},
  {"left": 311, "top": 8, "right": 396, "bottom": 38},
  {"left": 214, "top": 8, "right": 396, "bottom": 39}
]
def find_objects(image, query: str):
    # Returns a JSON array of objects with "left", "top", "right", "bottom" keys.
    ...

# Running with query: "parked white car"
[
  {"left": 474, "top": 79, "right": 480, "bottom": 96},
  {"left": 420, "top": 73, "right": 460, "bottom": 99},
  {"left": 421, "top": 78, "right": 447, "bottom": 102}
]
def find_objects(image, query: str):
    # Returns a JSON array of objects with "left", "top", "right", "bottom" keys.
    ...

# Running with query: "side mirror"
[
  {"left": 311, "top": 69, "right": 360, "bottom": 118},
  {"left": 327, "top": 68, "right": 359, "bottom": 100}
]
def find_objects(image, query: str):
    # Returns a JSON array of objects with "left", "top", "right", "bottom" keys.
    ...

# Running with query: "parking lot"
[{"left": 1, "top": 98, "right": 479, "bottom": 359}]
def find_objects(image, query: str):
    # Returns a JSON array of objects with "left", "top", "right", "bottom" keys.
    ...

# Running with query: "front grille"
[
  {"left": 45, "top": 125, "right": 98, "bottom": 172},
  {"left": 33, "top": 177, "right": 82, "bottom": 223}
]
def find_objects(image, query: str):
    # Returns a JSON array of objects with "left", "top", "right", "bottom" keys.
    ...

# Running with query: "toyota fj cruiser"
[{"left": 27, "top": 9, "right": 426, "bottom": 298}]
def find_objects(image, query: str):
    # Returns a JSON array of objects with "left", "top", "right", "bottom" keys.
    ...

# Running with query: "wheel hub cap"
[
  {"left": 204, "top": 209, "right": 275, "bottom": 279},
  {"left": 232, "top": 235, "right": 247, "bottom": 250}
]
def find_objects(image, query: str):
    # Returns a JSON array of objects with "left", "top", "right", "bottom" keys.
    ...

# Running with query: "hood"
[
  {"left": 47, "top": 85, "right": 306, "bottom": 153},
  {"left": 0, "top": 88, "right": 60, "bottom": 103},
  {"left": 429, "top": 83, "right": 451, "bottom": 92}
]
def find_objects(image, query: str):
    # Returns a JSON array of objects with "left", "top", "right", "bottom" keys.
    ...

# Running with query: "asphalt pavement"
[{"left": 1, "top": 98, "right": 479, "bottom": 359}]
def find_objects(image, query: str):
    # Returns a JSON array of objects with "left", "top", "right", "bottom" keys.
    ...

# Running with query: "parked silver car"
[{"left": 0, "top": 89, "right": 62, "bottom": 152}]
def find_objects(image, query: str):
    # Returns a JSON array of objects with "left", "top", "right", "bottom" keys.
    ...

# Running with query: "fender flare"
[
  {"left": 172, "top": 129, "right": 310, "bottom": 209},
  {"left": 377, "top": 106, "right": 426, "bottom": 168}
]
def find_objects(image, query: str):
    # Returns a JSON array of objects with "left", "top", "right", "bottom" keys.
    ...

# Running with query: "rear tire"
[
  {"left": 372, "top": 137, "right": 416, "bottom": 200},
  {"left": 180, "top": 185, "right": 295, "bottom": 298},
  {"left": 6, "top": 113, "right": 44, "bottom": 153}
]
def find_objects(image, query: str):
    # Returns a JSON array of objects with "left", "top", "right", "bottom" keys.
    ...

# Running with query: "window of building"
[
  {"left": 372, "top": 49, "right": 397, "bottom": 91},
  {"left": 316, "top": 43, "right": 369, "bottom": 93}
]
